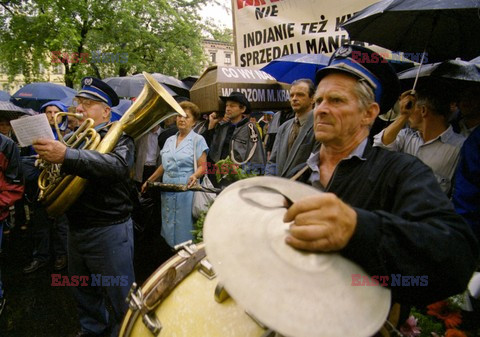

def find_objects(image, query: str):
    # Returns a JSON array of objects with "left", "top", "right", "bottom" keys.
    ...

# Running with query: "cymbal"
[{"left": 204, "top": 176, "right": 391, "bottom": 337}]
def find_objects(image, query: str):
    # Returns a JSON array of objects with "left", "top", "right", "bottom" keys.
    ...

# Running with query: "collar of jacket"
[{"left": 230, "top": 117, "right": 249, "bottom": 128}]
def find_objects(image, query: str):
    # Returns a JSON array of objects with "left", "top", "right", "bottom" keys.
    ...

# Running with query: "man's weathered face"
[
  {"left": 225, "top": 100, "right": 245, "bottom": 121},
  {"left": 44, "top": 105, "right": 62, "bottom": 126},
  {"left": 313, "top": 73, "right": 370, "bottom": 147},
  {"left": 290, "top": 82, "right": 313, "bottom": 115},
  {"left": 73, "top": 97, "right": 110, "bottom": 127}
]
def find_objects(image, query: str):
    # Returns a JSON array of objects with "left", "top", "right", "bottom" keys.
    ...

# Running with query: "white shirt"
[
  {"left": 373, "top": 125, "right": 465, "bottom": 194},
  {"left": 144, "top": 127, "right": 162, "bottom": 165}
]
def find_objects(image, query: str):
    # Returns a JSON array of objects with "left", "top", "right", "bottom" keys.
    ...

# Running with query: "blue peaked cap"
[
  {"left": 315, "top": 45, "right": 400, "bottom": 114},
  {"left": 76, "top": 77, "right": 119, "bottom": 107}
]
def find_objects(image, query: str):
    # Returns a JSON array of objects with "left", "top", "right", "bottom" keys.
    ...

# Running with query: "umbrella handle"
[{"left": 411, "top": 48, "right": 428, "bottom": 93}]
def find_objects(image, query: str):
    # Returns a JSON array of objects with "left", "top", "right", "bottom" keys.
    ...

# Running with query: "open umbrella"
[
  {"left": 11, "top": 82, "right": 77, "bottom": 111},
  {"left": 0, "top": 101, "right": 37, "bottom": 120},
  {"left": 190, "top": 65, "right": 291, "bottom": 113},
  {"left": 342, "top": 0, "right": 480, "bottom": 63},
  {"left": 260, "top": 53, "right": 330, "bottom": 84},
  {"left": 181, "top": 75, "right": 199, "bottom": 90},
  {"left": 144, "top": 73, "right": 190, "bottom": 97},
  {"left": 0, "top": 90, "right": 11, "bottom": 101},
  {"left": 104, "top": 74, "right": 184, "bottom": 98},
  {"left": 398, "top": 59, "right": 480, "bottom": 83}
]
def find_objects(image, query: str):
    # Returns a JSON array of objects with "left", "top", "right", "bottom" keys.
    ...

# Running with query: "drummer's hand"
[
  {"left": 187, "top": 174, "right": 198, "bottom": 188},
  {"left": 399, "top": 90, "right": 416, "bottom": 116},
  {"left": 283, "top": 193, "right": 357, "bottom": 252},
  {"left": 33, "top": 138, "right": 66, "bottom": 164}
]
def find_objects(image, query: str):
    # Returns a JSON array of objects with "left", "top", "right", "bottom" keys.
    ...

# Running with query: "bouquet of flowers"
[{"left": 400, "top": 294, "right": 478, "bottom": 337}]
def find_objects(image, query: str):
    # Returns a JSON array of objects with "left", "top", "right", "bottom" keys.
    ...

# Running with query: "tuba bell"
[{"left": 38, "top": 72, "right": 186, "bottom": 217}]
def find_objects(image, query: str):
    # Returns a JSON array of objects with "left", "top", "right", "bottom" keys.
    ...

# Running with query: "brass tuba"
[{"left": 38, "top": 72, "right": 186, "bottom": 217}]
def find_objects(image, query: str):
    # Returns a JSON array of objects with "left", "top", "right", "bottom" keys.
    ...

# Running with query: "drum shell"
[{"left": 120, "top": 243, "right": 266, "bottom": 337}]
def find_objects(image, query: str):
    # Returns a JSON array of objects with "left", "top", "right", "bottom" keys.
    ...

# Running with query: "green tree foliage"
[
  {"left": 0, "top": 0, "right": 214, "bottom": 88},
  {"left": 204, "top": 19, "right": 233, "bottom": 43}
]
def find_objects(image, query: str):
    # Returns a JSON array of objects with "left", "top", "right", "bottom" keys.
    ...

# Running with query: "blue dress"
[{"left": 160, "top": 130, "right": 208, "bottom": 247}]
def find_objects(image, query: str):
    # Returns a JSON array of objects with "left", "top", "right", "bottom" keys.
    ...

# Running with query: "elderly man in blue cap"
[
  {"left": 285, "top": 45, "right": 478, "bottom": 311},
  {"left": 33, "top": 77, "right": 135, "bottom": 337}
]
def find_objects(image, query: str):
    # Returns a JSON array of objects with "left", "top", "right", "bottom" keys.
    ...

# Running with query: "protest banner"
[{"left": 232, "top": 0, "right": 378, "bottom": 68}]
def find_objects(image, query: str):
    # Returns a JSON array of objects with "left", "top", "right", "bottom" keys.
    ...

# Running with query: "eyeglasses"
[{"left": 72, "top": 97, "right": 101, "bottom": 108}]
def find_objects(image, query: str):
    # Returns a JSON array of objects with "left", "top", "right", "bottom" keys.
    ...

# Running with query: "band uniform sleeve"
[{"left": 61, "top": 134, "right": 135, "bottom": 183}]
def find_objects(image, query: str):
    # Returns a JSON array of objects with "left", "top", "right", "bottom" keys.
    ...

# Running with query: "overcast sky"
[{"left": 200, "top": 0, "right": 233, "bottom": 28}]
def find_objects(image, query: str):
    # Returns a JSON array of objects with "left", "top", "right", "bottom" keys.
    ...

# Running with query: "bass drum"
[{"left": 120, "top": 242, "right": 268, "bottom": 337}]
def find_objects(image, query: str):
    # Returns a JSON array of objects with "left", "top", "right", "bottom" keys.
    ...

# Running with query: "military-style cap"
[
  {"left": 220, "top": 91, "right": 251, "bottom": 114},
  {"left": 315, "top": 45, "right": 400, "bottom": 114},
  {"left": 76, "top": 77, "right": 119, "bottom": 107}
]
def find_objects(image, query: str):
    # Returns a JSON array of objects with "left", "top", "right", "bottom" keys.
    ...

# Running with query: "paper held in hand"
[{"left": 10, "top": 114, "right": 55, "bottom": 147}]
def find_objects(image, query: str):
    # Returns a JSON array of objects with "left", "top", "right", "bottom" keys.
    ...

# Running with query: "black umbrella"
[
  {"left": 342, "top": 0, "right": 480, "bottom": 63},
  {"left": 0, "top": 101, "right": 37, "bottom": 120},
  {"left": 398, "top": 59, "right": 480, "bottom": 83},
  {"left": 104, "top": 73, "right": 187, "bottom": 98}
]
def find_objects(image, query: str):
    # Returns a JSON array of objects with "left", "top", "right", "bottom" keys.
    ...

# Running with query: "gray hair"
[{"left": 354, "top": 79, "right": 376, "bottom": 112}]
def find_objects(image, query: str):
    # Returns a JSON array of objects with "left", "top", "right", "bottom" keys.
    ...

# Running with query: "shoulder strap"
[{"left": 230, "top": 122, "right": 258, "bottom": 165}]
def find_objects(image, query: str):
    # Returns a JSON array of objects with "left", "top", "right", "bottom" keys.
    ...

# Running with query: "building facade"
[
  {"left": 0, "top": 63, "right": 65, "bottom": 94},
  {"left": 202, "top": 39, "right": 235, "bottom": 68}
]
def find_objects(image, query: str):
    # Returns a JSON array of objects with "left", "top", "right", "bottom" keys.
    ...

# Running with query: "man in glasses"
[{"left": 33, "top": 77, "right": 135, "bottom": 337}]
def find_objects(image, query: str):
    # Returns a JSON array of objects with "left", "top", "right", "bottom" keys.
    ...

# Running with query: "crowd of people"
[{"left": 0, "top": 43, "right": 479, "bottom": 336}]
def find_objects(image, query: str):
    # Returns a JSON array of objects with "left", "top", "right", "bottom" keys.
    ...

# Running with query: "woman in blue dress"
[{"left": 142, "top": 101, "right": 208, "bottom": 247}]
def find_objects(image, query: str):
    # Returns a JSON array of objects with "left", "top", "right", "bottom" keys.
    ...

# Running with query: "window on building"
[
  {"left": 53, "top": 64, "right": 64, "bottom": 75},
  {"left": 210, "top": 51, "right": 216, "bottom": 63},
  {"left": 225, "top": 53, "right": 232, "bottom": 65}
]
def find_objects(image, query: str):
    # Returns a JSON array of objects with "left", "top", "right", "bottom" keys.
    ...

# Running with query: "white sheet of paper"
[{"left": 10, "top": 114, "right": 55, "bottom": 147}]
